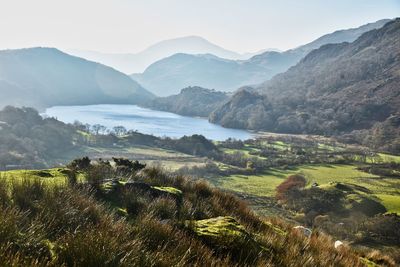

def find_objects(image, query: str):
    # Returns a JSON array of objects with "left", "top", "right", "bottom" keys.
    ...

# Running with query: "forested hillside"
[
  {"left": 210, "top": 19, "right": 400, "bottom": 153},
  {"left": 143, "top": 86, "right": 228, "bottom": 117},
  {"left": 0, "top": 106, "right": 77, "bottom": 168}
]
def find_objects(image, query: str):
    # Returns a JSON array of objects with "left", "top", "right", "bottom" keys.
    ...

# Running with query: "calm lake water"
[{"left": 44, "top": 104, "right": 253, "bottom": 141}]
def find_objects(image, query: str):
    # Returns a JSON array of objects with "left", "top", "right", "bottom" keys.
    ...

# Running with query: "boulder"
[{"left": 186, "top": 216, "right": 268, "bottom": 263}]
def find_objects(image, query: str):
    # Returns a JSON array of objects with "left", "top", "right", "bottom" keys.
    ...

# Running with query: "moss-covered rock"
[
  {"left": 263, "top": 221, "right": 287, "bottom": 236},
  {"left": 151, "top": 186, "right": 182, "bottom": 196},
  {"left": 186, "top": 216, "right": 268, "bottom": 263},
  {"left": 189, "top": 216, "right": 246, "bottom": 239}
]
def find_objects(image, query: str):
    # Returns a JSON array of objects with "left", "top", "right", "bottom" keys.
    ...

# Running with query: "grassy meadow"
[{"left": 212, "top": 164, "right": 400, "bottom": 214}]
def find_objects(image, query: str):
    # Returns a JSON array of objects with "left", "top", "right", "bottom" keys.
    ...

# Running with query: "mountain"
[
  {"left": 293, "top": 19, "right": 392, "bottom": 55},
  {"left": 133, "top": 19, "right": 390, "bottom": 96},
  {"left": 142, "top": 86, "right": 228, "bottom": 117},
  {"left": 66, "top": 36, "right": 250, "bottom": 74},
  {"left": 248, "top": 19, "right": 391, "bottom": 70},
  {"left": 131, "top": 54, "right": 267, "bottom": 96},
  {"left": 209, "top": 19, "right": 400, "bottom": 152},
  {"left": 0, "top": 48, "right": 154, "bottom": 109}
]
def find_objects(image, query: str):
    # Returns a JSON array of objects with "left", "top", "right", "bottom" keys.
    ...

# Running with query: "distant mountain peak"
[
  {"left": 133, "top": 18, "right": 392, "bottom": 97},
  {"left": 65, "top": 36, "right": 246, "bottom": 74}
]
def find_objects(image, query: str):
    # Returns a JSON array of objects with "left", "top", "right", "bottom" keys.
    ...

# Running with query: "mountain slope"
[
  {"left": 131, "top": 53, "right": 266, "bottom": 96},
  {"left": 249, "top": 19, "right": 391, "bottom": 70},
  {"left": 209, "top": 19, "right": 400, "bottom": 151},
  {"left": 66, "top": 36, "right": 246, "bottom": 74},
  {"left": 294, "top": 19, "right": 391, "bottom": 55},
  {"left": 143, "top": 86, "right": 228, "bottom": 117},
  {"left": 0, "top": 48, "right": 154, "bottom": 109},
  {"left": 133, "top": 19, "right": 390, "bottom": 96}
]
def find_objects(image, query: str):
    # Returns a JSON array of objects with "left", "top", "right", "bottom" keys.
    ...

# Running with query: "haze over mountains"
[
  {"left": 0, "top": 17, "right": 398, "bottom": 143},
  {"left": 133, "top": 19, "right": 390, "bottom": 96},
  {"left": 0, "top": 48, "right": 154, "bottom": 109},
  {"left": 66, "top": 36, "right": 261, "bottom": 74},
  {"left": 1, "top": 0, "right": 400, "bottom": 264}
]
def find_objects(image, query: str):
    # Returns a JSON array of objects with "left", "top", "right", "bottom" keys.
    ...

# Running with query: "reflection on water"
[{"left": 44, "top": 104, "right": 252, "bottom": 141}]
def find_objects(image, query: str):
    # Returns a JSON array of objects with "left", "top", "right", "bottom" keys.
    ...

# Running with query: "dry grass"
[{"left": 0, "top": 165, "right": 389, "bottom": 266}]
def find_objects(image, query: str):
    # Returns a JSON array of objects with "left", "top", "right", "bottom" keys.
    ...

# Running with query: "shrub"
[
  {"left": 86, "top": 161, "right": 112, "bottom": 187},
  {"left": 113, "top": 157, "right": 146, "bottom": 174},
  {"left": 276, "top": 174, "right": 306, "bottom": 203},
  {"left": 67, "top": 156, "right": 91, "bottom": 171}
]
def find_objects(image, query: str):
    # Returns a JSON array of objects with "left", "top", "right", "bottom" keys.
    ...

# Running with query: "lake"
[{"left": 44, "top": 104, "right": 253, "bottom": 141}]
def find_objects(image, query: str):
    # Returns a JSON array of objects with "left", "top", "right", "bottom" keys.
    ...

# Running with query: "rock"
[
  {"left": 293, "top": 226, "right": 312, "bottom": 237},
  {"left": 186, "top": 216, "right": 268, "bottom": 262},
  {"left": 313, "top": 215, "right": 330, "bottom": 227}
]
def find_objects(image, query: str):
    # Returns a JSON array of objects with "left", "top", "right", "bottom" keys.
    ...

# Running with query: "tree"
[
  {"left": 112, "top": 126, "right": 127, "bottom": 136},
  {"left": 91, "top": 124, "right": 107, "bottom": 135}
]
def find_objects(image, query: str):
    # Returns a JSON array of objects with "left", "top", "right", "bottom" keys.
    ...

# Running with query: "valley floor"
[{"left": 2, "top": 132, "right": 399, "bottom": 261}]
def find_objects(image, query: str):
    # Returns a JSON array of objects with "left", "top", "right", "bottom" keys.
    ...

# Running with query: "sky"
[{"left": 0, "top": 0, "right": 399, "bottom": 53}]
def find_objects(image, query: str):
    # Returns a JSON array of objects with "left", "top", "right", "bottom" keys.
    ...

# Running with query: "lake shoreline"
[{"left": 44, "top": 104, "right": 253, "bottom": 141}]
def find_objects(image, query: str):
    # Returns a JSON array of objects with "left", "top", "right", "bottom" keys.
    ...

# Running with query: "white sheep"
[{"left": 334, "top": 240, "right": 344, "bottom": 249}]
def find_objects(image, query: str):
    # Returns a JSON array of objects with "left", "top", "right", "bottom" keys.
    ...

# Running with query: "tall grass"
[{"left": 0, "top": 165, "right": 392, "bottom": 266}]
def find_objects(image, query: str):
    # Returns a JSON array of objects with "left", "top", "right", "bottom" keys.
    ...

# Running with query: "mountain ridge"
[
  {"left": 66, "top": 36, "right": 257, "bottom": 74},
  {"left": 133, "top": 19, "right": 390, "bottom": 96},
  {"left": 209, "top": 18, "right": 400, "bottom": 152},
  {"left": 0, "top": 47, "right": 154, "bottom": 109}
]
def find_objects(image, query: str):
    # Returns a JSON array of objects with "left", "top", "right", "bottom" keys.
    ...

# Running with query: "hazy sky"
[{"left": 0, "top": 0, "right": 398, "bottom": 53}]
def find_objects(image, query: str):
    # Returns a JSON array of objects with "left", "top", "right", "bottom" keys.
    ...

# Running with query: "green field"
[
  {"left": 81, "top": 145, "right": 206, "bottom": 171},
  {"left": 0, "top": 168, "right": 69, "bottom": 185},
  {"left": 377, "top": 153, "right": 400, "bottom": 163},
  {"left": 211, "top": 164, "right": 400, "bottom": 214}
]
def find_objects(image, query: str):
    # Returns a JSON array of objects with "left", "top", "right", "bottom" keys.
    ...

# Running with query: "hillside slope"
[
  {"left": 143, "top": 86, "right": 228, "bottom": 117},
  {"left": 210, "top": 19, "right": 400, "bottom": 151},
  {"left": 0, "top": 48, "right": 154, "bottom": 109},
  {"left": 132, "top": 19, "right": 389, "bottom": 96},
  {"left": 0, "top": 160, "right": 378, "bottom": 266},
  {"left": 131, "top": 53, "right": 267, "bottom": 96}
]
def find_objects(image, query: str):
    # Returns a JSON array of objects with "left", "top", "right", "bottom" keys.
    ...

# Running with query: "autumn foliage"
[{"left": 276, "top": 174, "right": 306, "bottom": 202}]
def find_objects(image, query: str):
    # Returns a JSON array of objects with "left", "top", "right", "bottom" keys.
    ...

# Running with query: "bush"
[
  {"left": 113, "top": 157, "right": 146, "bottom": 174},
  {"left": 67, "top": 156, "right": 91, "bottom": 171},
  {"left": 86, "top": 160, "right": 112, "bottom": 187},
  {"left": 276, "top": 174, "right": 306, "bottom": 203}
]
